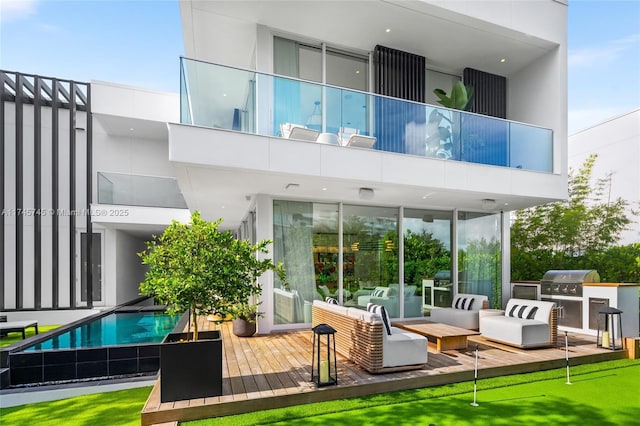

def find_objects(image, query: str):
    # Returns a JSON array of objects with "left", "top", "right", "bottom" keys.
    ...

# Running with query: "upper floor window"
[{"left": 274, "top": 36, "right": 368, "bottom": 92}]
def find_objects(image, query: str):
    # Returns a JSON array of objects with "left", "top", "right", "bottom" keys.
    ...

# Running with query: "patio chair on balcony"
[
  {"left": 280, "top": 123, "right": 320, "bottom": 142},
  {"left": 337, "top": 127, "right": 376, "bottom": 149}
]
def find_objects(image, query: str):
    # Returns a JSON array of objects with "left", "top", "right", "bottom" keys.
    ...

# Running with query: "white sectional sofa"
[
  {"left": 429, "top": 293, "right": 489, "bottom": 330},
  {"left": 480, "top": 298, "right": 558, "bottom": 348},
  {"left": 311, "top": 300, "right": 428, "bottom": 373}
]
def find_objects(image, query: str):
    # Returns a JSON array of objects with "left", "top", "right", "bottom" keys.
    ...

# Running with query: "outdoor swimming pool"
[
  {"left": 23, "top": 311, "right": 180, "bottom": 351},
  {"left": 2, "top": 304, "right": 186, "bottom": 387}
]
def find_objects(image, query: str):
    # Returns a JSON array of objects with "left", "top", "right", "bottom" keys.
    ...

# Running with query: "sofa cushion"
[
  {"left": 451, "top": 294, "right": 488, "bottom": 312},
  {"left": 480, "top": 315, "right": 550, "bottom": 347},
  {"left": 367, "top": 303, "right": 392, "bottom": 335},
  {"left": 325, "top": 297, "right": 339, "bottom": 305},
  {"left": 382, "top": 327, "right": 428, "bottom": 367}
]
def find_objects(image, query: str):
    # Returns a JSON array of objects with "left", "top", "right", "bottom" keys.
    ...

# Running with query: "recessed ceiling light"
[
  {"left": 222, "top": 93, "right": 227, "bottom": 97},
  {"left": 129, "top": 127, "right": 134, "bottom": 131},
  {"left": 385, "top": 28, "right": 391, "bottom": 33},
  {"left": 322, "top": 187, "right": 327, "bottom": 191},
  {"left": 500, "top": 58, "right": 506, "bottom": 63},
  {"left": 355, "top": 70, "right": 360, "bottom": 74}
]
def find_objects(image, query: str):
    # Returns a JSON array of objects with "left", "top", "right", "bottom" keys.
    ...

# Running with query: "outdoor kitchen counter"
[{"left": 582, "top": 283, "right": 639, "bottom": 287}]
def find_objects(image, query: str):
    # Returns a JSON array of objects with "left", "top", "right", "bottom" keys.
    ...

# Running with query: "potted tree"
[{"left": 139, "top": 211, "right": 274, "bottom": 402}]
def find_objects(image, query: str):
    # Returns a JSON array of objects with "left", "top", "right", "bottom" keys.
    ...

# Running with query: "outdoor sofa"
[
  {"left": 311, "top": 300, "right": 427, "bottom": 373},
  {"left": 429, "top": 293, "right": 489, "bottom": 330},
  {"left": 480, "top": 298, "right": 558, "bottom": 348}
]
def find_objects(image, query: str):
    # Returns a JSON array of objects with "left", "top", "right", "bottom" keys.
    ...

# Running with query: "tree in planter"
[{"left": 139, "top": 211, "right": 274, "bottom": 341}]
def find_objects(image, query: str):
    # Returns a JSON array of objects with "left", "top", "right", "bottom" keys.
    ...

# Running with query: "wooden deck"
[{"left": 141, "top": 319, "right": 626, "bottom": 426}]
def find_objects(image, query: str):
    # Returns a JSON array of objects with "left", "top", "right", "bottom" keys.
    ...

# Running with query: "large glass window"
[
  {"left": 342, "top": 205, "right": 399, "bottom": 315},
  {"left": 403, "top": 209, "right": 452, "bottom": 314},
  {"left": 457, "top": 212, "right": 502, "bottom": 308},
  {"left": 273, "top": 201, "right": 339, "bottom": 324}
]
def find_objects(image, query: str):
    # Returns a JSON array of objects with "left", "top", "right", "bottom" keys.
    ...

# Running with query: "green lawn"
[
  {"left": 0, "top": 325, "right": 60, "bottom": 349},
  {"left": 1, "top": 359, "right": 638, "bottom": 426}
]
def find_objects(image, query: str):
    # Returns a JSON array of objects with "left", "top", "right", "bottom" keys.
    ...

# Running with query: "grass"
[
  {"left": 1, "top": 359, "right": 638, "bottom": 425},
  {"left": 0, "top": 386, "right": 153, "bottom": 426},
  {"left": 0, "top": 325, "right": 60, "bottom": 349},
  {"left": 187, "top": 359, "right": 640, "bottom": 425}
]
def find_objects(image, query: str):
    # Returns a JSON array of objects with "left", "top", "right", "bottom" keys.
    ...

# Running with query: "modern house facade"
[
  {"left": 2, "top": 0, "right": 568, "bottom": 334},
  {"left": 568, "top": 108, "right": 640, "bottom": 246}
]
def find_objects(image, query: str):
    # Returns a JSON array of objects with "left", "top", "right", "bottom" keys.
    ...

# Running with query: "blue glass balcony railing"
[{"left": 180, "top": 57, "right": 553, "bottom": 173}]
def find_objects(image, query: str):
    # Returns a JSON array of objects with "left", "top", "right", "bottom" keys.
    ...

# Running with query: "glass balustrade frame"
[{"left": 180, "top": 57, "right": 553, "bottom": 173}]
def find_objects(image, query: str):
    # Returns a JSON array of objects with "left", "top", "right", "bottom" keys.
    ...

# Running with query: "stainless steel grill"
[{"left": 540, "top": 270, "right": 600, "bottom": 329}]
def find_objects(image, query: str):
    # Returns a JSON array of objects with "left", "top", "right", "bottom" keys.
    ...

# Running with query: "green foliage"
[
  {"left": 433, "top": 81, "right": 474, "bottom": 111},
  {"left": 402, "top": 229, "right": 451, "bottom": 285},
  {"left": 511, "top": 154, "right": 637, "bottom": 281},
  {"left": 139, "top": 211, "right": 274, "bottom": 339}
]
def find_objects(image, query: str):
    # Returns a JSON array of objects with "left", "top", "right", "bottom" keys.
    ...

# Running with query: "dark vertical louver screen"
[
  {"left": 461, "top": 68, "right": 508, "bottom": 166},
  {"left": 373, "top": 45, "right": 426, "bottom": 152},
  {"left": 463, "top": 68, "right": 506, "bottom": 119},
  {"left": 1, "top": 71, "right": 92, "bottom": 311},
  {"left": 374, "top": 45, "right": 425, "bottom": 102}
]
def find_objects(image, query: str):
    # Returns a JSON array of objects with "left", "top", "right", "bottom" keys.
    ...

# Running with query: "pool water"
[{"left": 23, "top": 311, "right": 180, "bottom": 351}]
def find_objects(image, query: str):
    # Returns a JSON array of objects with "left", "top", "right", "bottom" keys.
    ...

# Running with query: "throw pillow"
[
  {"left": 325, "top": 297, "right": 339, "bottom": 305},
  {"left": 466, "top": 298, "right": 475, "bottom": 310},
  {"left": 508, "top": 304, "right": 520, "bottom": 317},
  {"left": 366, "top": 303, "right": 392, "bottom": 335},
  {"left": 455, "top": 297, "right": 467, "bottom": 309},
  {"left": 371, "top": 288, "right": 385, "bottom": 297},
  {"left": 525, "top": 306, "right": 539, "bottom": 320},
  {"left": 517, "top": 305, "right": 528, "bottom": 318}
]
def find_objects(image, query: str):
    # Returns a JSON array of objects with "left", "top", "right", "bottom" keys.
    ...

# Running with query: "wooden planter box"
[{"left": 160, "top": 330, "right": 222, "bottom": 402}]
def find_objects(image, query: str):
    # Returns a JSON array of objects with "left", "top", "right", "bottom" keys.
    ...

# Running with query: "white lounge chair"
[{"left": 280, "top": 123, "right": 320, "bottom": 142}]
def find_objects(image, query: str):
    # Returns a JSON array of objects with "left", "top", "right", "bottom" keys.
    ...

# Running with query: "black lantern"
[
  {"left": 311, "top": 323, "right": 337, "bottom": 386},
  {"left": 597, "top": 306, "right": 623, "bottom": 350}
]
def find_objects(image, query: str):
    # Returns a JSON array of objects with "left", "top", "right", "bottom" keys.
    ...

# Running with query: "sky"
[{"left": 1, "top": 0, "right": 639, "bottom": 134}]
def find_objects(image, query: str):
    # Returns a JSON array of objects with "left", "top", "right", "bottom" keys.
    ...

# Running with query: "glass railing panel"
[
  {"left": 179, "top": 58, "right": 554, "bottom": 173},
  {"left": 509, "top": 122, "right": 553, "bottom": 172},
  {"left": 181, "top": 59, "right": 256, "bottom": 131},
  {"left": 272, "top": 75, "right": 323, "bottom": 135},
  {"left": 180, "top": 59, "right": 192, "bottom": 125},
  {"left": 460, "top": 113, "right": 509, "bottom": 167},
  {"left": 97, "top": 172, "right": 188, "bottom": 209}
]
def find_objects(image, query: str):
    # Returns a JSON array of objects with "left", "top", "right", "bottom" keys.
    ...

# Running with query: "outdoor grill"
[{"left": 540, "top": 270, "right": 600, "bottom": 329}]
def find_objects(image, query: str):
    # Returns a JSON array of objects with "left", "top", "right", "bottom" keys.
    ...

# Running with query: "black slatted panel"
[
  {"left": 373, "top": 45, "right": 426, "bottom": 153},
  {"left": 463, "top": 68, "right": 506, "bottom": 119},
  {"left": 0, "top": 71, "right": 90, "bottom": 311},
  {"left": 461, "top": 68, "right": 508, "bottom": 166}
]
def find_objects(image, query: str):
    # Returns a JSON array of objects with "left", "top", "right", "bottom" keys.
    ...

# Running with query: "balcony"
[
  {"left": 180, "top": 57, "right": 553, "bottom": 173},
  {"left": 97, "top": 172, "right": 187, "bottom": 209}
]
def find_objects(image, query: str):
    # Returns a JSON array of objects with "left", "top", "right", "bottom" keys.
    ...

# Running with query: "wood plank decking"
[{"left": 141, "top": 319, "right": 626, "bottom": 426}]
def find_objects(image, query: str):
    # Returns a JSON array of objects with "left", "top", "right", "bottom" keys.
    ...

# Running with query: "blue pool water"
[{"left": 23, "top": 311, "right": 180, "bottom": 351}]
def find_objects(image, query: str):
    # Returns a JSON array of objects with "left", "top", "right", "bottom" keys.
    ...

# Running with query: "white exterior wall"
[
  {"left": 115, "top": 230, "right": 148, "bottom": 304},
  {"left": 568, "top": 109, "right": 640, "bottom": 245},
  {"left": 90, "top": 82, "right": 189, "bottom": 309}
]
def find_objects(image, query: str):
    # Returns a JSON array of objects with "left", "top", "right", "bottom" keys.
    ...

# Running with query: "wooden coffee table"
[{"left": 393, "top": 320, "right": 480, "bottom": 352}]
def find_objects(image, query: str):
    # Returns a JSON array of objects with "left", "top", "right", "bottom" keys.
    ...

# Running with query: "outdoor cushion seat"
[
  {"left": 429, "top": 293, "right": 489, "bottom": 329},
  {"left": 312, "top": 300, "right": 427, "bottom": 373},
  {"left": 480, "top": 298, "right": 558, "bottom": 348}
]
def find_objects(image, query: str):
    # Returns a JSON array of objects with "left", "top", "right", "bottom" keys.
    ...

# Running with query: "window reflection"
[
  {"left": 403, "top": 209, "right": 452, "bottom": 314},
  {"left": 457, "top": 212, "right": 502, "bottom": 308}
]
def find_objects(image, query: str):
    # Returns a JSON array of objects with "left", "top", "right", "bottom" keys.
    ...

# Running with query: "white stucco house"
[{"left": 2, "top": 0, "right": 569, "bottom": 333}]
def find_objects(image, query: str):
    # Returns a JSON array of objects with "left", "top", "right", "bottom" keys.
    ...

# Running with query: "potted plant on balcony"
[{"left": 139, "top": 211, "right": 275, "bottom": 402}]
